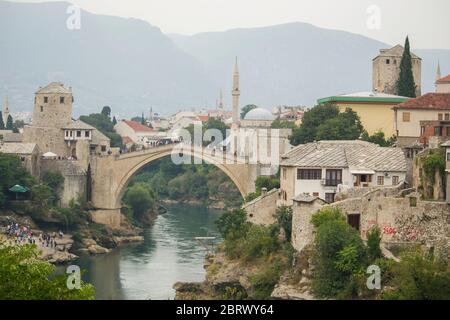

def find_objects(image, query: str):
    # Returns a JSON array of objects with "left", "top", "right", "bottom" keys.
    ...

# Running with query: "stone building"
[
  {"left": 436, "top": 74, "right": 450, "bottom": 94},
  {"left": 441, "top": 141, "right": 450, "bottom": 203},
  {"left": 2, "top": 96, "right": 10, "bottom": 125},
  {"left": 373, "top": 44, "right": 422, "bottom": 97},
  {"left": 0, "top": 142, "right": 40, "bottom": 176},
  {"left": 279, "top": 140, "right": 407, "bottom": 205}
]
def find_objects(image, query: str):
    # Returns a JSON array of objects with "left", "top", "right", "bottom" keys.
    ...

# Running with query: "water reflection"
[{"left": 71, "top": 204, "right": 222, "bottom": 300}]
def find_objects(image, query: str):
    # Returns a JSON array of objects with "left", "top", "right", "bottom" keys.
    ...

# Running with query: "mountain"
[
  {"left": 0, "top": 1, "right": 449, "bottom": 117},
  {"left": 0, "top": 0, "right": 212, "bottom": 117},
  {"left": 170, "top": 22, "right": 450, "bottom": 108}
]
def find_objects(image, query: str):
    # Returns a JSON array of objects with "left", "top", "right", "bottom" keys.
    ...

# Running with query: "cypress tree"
[
  {"left": 141, "top": 112, "right": 145, "bottom": 125},
  {"left": 112, "top": 116, "right": 117, "bottom": 126},
  {"left": 6, "top": 115, "right": 13, "bottom": 130},
  {"left": 0, "top": 111, "right": 4, "bottom": 129},
  {"left": 396, "top": 36, "right": 416, "bottom": 98}
]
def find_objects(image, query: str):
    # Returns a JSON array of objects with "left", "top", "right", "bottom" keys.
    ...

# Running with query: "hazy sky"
[{"left": 12, "top": 0, "right": 450, "bottom": 49}]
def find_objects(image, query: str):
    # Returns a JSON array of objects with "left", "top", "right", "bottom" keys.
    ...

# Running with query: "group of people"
[{"left": 3, "top": 220, "right": 64, "bottom": 249}]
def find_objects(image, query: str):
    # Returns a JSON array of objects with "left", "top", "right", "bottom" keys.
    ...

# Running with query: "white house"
[
  {"left": 115, "top": 120, "right": 170, "bottom": 148},
  {"left": 279, "top": 140, "right": 407, "bottom": 205}
]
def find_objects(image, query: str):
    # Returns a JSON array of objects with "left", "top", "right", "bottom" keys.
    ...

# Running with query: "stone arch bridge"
[{"left": 89, "top": 144, "right": 258, "bottom": 227}]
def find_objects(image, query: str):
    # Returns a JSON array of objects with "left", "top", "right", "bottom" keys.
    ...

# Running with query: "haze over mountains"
[{"left": 0, "top": 0, "right": 449, "bottom": 117}]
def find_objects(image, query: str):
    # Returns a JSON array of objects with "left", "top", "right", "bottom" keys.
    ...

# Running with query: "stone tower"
[
  {"left": 436, "top": 61, "right": 442, "bottom": 82},
  {"left": 373, "top": 44, "right": 421, "bottom": 97},
  {"left": 232, "top": 57, "right": 240, "bottom": 126},
  {"left": 32, "top": 82, "right": 73, "bottom": 128},
  {"left": 3, "top": 96, "right": 10, "bottom": 125},
  {"left": 23, "top": 82, "right": 74, "bottom": 155}
]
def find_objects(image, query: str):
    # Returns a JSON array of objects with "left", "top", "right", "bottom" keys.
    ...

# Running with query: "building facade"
[
  {"left": 279, "top": 140, "right": 407, "bottom": 205},
  {"left": 373, "top": 44, "right": 422, "bottom": 97},
  {"left": 436, "top": 74, "right": 450, "bottom": 94},
  {"left": 317, "top": 92, "right": 408, "bottom": 137},
  {"left": 393, "top": 93, "right": 450, "bottom": 147}
]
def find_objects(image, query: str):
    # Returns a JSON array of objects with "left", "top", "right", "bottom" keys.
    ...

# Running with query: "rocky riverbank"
[{"left": 173, "top": 247, "right": 316, "bottom": 300}]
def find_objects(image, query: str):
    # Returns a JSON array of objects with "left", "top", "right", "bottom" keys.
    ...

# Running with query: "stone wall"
[
  {"left": 40, "top": 159, "right": 87, "bottom": 207},
  {"left": 244, "top": 188, "right": 279, "bottom": 225}
]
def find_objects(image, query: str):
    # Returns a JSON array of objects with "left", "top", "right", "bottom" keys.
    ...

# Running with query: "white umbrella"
[{"left": 43, "top": 151, "right": 58, "bottom": 158}]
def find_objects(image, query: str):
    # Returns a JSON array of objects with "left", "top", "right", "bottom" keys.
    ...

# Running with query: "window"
[
  {"left": 434, "top": 126, "right": 442, "bottom": 136},
  {"left": 447, "top": 153, "right": 450, "bottom": 161},
  {"left": 313, "top": 192, "right": 319, "bottom": 197},
  {"left": 101, "top": 146, "right": 107, "bottom": 152},
  {"left": 438, "top": 113, "right": 443, "bottom": 121},
  {"left": 386, "top": 59, "right": 390, "bottom": 64},
  {"left": 43, "top": 97, "right": 48, "bottom": 103},
  {"left": 377, "top": 176, "right": 384, "bottom": 186},
  {"left": 325, "top": 193, "right": 335, "bottom": 203},
  {"left": 393, "top": 59, "right": 397, "bottom": 65},
  {"left": 65, "top": 131, "right": 69, "bottom": 137},
  {"left": 402, "top": 112, "right": 410, "bottom": 122},
  {"left": 297, "top": 169, "right": 322, "bottom": 180},
  {"left": 76, "top": 131, "right": 81, "bottom": 137},
  {"left": 420, "top": 126, "right": 425, "bottom": 136},
  {"left": 40, "top": 106, "right": 44, "bottom": 112},
  {"left": 85, "top": 131, "right": 90, "bottom": 138},
  {"left": 325, "top": 169, "right": 342, "bottom": 186},
  {"left": 445, "top": 114, "right": 450, "bottom": 121},
  {"left": 392, "top": 176, "right": 399, "bottom": 185},
  {"left": 60, "top": 96, "right": 65, "bottom": 104}
]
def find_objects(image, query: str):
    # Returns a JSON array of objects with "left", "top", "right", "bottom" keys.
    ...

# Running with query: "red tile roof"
[
  {"left": 393, "top": 93, "right": 450, "bottom": 110},
  {"left": 123, "top": 120, "right": 154, "bottom": 132},
  {"left": 198, "top": 115, "right": 210, "bottom": 122},
  {"left": 436, "top": 74, "right": 450, "bottom": 83}
]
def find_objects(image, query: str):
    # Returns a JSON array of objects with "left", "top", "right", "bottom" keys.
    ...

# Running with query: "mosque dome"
[{"left": 244, "top": 108, "right": 275, "bottom": 121}]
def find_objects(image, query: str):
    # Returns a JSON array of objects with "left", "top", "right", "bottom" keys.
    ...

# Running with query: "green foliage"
[
  {"left": 0, "top": 111, "right": 4, "bottom": 129},
  {"left": 222, "top": 286, "right": 247, "bottom": 300},
  {"left": 0, "top": 153, "right": 36, "bottom": 207},
  {"left": 79, "top": 109, "right": 122, "bottom": 148},
  {"left": 112, "top": 116, "right": 117, "bottom": 126},
  {"left": 250, "top": 265, "right": 281, "bottom": 300},
  {"left": 396, "top": 36, "right": 417, "bottom": 98},
  {"left": 311, "top": 207, "right": 345, "bottom": 228},
  {"left": 271, "top": 119, "right": 297, "bottom": 129},
  {"left": 6, "top": 115, "right": 13, "bottom": 130},
  {"left": 361, "top": 130, "right": 396, "bottom": 147},
  {"left": 43, "top": 171, "right": 65, "bottom": 193},
  {"left": 382, "top": 249, "right": 450, "bottom": 300},
  {"left": 123, "top": 182, "right": 156, "bottom": 221},
  {"left": 255, "top": 176, "right": 280, "bottom": 192},
  {"left": 216, "top": 209, "right": 249, "bottom": 241},
  {"left": 240, "top": 104, "right": 258, "bottom": 119},
  {"left": 274, "top": 206, "right": 292, "bottom": 242},
  {"left": 101, "top": 106, "right": 111, "bottom": 118},
  {"left": 290, "top": 104, "right": 363, "bottom": 145},
  {"left": 311, "top": 207, "right": 367, "bottom": 298},
  {"left": 421, "top": 149, "right": 446, "bottom": 184},
  {"left": 31, "top": 184, "right": 54, "bottom": 207},
  {"left": 367, "top": 227, "right": 382, "bottom": 261},
  {"left": 0, "top": 243, "right": 94, "bottom": 300}
]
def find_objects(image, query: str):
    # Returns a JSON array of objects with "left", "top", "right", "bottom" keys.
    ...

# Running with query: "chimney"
[{"left": 261, "top": 187, "right": 268, "bottom": 196}]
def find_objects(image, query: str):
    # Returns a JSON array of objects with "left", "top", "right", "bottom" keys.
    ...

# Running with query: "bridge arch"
[{"left": 113, "top": 148, "right": 249, "bottom": 209}]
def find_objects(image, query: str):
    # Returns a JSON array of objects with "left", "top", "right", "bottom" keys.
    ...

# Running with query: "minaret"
[
  {"left": 219, "top": 89, "right": 224, "bottom": 110},
  {"left": 3, "top": 96, "right": 10, "bottom": 125},
  {"left": 231, "top": 57, "right": 240, "bottom": 127},
  {"left": 436, "top": 61, "right": 442, "bottom": 82}
]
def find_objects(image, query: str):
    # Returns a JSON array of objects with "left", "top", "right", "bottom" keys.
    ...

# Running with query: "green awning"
[{"left": 9, "top": 185, "right": 29, "bottom": 193}]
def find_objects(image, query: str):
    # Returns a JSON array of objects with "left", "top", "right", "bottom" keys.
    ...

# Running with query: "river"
[{"left": 63, "top": 203, "right": 223, "bottom": 300}]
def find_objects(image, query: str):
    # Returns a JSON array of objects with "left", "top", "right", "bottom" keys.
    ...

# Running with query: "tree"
[
  {"left": 6, "top": 115, "right": 13, "bottom": 130},
  {"left": 0, "top": 111, "right": 4, "bottom": 129},
  {"left": 43, "top": 171, "right": 65, "bottom": 194},
  {"left": 80, "top": 110, "right": 122, "bottom": 148},
  {"left": 367, "top": 227, "right": 382, "bottom": 261},
  {"left": 112, "top": 116, "right": 117, "bottom": 126},
  {"left": 361, "top": 130, "right": 396, "bottom": 147},
  {"left": 271, "top": 119, "right": 297, "bottom": 129},
  {"left": 101, "top": 106, "right": 111, "bottom": 118},
  {"left": 141, "top": 112, "right": 145, "bottom": 125},
  {"left": 123, "top": 183, "right": 156, "bottom": 220},
  {"left": 396, "top": 36, "right": 416, "bottom": 98},
  {"left": 289, "top": 104, "right": 340, "bottom": 145},
  {"left": 240, "top": 104, "right": 258, "bottom": 119},
  {"left": 315, "top": 108, "right": 363, "bottom": 141},
  {"left": 0, "top": 243, "right": 94, "bottom": 300}
]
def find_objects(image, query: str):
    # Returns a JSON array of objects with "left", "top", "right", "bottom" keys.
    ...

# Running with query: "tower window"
[
  {"left": 60, "top": 96, "right": 65, "bottom": 104},
  {"left": 85, "top": 131, "right": 90, "bottom": 138},
  {"left": 76, "top": 131, "right": 81, "bottom": 137},
  {"left": 40, "top": 106, "right": 44, "bottom": 112},
  {"left": 44, "top": 97, "right": 48, "bottom": 103},
  {"left": 386, "top": 59, "right": 390, "bottom": 64}
]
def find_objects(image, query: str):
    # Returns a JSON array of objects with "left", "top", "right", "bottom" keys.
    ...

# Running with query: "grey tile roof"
[
  {"left": 91, "top": 129, "right": 110, "bottom": 145},
  {"left": 0, "top": 143, "right": 38, "bottom": 155},
  {"left": 281, "top": 140, "right": 406, "bottom": 172},
  {"left": 63, "top": 120, "right": 95, "bottom": 130},
  {"left": 36, "top": 82, "right": 72, "bottom": 94}
]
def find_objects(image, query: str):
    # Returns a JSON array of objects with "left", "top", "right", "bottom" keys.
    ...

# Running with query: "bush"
[
  {"left": 123, "top": 183, "right": 156, "bottom": 221},
  {"left": 367, "top": 227, "right": 382, "bottom": 262},
  {"left": 250, "top": 265, "right": 281, "bottom": 300},
  {"left": 311, "top": 207, "right": 367, "bottom": 298},
  {"left": 274, "top": 206, "right": 293, "bottom": 242}
]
